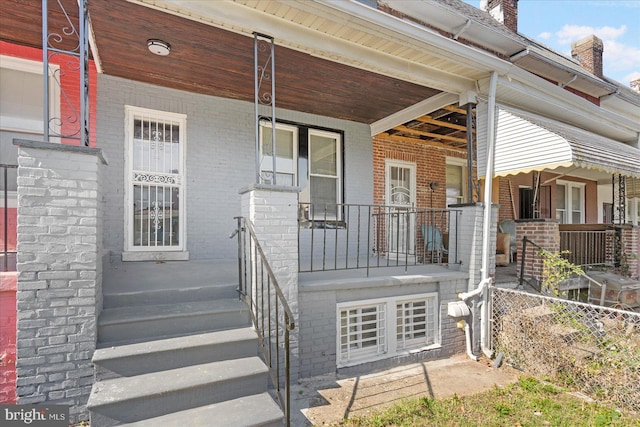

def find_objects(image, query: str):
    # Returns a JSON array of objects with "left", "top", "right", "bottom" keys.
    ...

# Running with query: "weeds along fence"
[{"left": 492, "top": 287, "right": 640, "bottom": 413}]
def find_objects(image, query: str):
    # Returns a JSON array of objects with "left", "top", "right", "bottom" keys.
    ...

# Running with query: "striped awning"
[{"left": 488, "top": 108, "right": 640, "bottom": 179}]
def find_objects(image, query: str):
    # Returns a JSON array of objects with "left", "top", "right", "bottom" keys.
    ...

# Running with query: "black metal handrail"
[
  {"left": 518, "top": 236, "right": 544, "bottom": 293},
  {"left": 1, "top": 164, "right": 18, "bottom": 272},
  {"left": 298, "top": 203, "right": 461, "bottom": 276},
  {"left": 234, "top": 216, "right": 295, "bottom": 426}
]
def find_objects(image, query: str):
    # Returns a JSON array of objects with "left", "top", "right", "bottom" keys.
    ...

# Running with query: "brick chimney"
[
  {"left": 481, "top": 0, "right": 519, "bottom": 32},
  {"left": 571, "top": 35, "right": 604, "bottom": 78}
]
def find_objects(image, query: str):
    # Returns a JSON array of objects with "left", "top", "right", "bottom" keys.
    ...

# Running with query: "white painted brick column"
[
  {"left": 13, "top": 140, "right": 107, "bottom": 423},
  {"left": 454, "top": 203, "right": 498, "bottom": 292},
  {"left": 240, "top": 184, "right": 300, "bottom": 379}
]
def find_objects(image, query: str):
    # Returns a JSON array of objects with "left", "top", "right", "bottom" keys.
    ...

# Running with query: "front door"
[
  {"left": 385, "top": 160, "right": 416, "bottom": 256},
  {"left": 125, "top": 106, "right": 186, "bottom": 256}
]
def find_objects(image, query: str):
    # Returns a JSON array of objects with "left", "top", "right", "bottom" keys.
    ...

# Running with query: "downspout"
[{"left": 460, "top": 71, "right": 499, "bottom": 360}]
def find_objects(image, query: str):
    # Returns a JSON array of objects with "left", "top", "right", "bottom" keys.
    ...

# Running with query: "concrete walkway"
[{"left": 291, "top": 355, "right": 521, "bottom": 426}]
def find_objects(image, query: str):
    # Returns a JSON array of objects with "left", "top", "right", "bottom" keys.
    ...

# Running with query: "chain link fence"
[{"left": 492, "top": 287, "right": 640, "bottom": 413}]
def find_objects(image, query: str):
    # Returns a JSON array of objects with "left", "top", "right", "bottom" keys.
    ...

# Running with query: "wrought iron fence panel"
[{"left": 298, "top": 203, "right": 461, "bottom": 275}]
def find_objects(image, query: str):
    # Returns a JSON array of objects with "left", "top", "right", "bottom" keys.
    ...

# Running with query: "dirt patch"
[{"left": 291, "top": 355, "right": 521, "bottom": 426}]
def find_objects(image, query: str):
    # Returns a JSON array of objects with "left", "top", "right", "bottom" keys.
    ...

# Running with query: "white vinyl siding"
[
  {"left": 337, "top": 293, "right": 439, "bottom": 367},
  {"left": 476, "top": 103, "right": 640, "bottom": 179}
]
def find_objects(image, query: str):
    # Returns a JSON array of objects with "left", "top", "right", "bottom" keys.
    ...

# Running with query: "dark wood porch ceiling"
[{"left": 1, "top": 0, "right": 469, "bottom": 144}]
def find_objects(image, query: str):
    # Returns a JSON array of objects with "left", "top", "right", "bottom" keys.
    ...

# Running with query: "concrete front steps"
[{"left": 88, "top": 278, "right": 283, "bottom": 426}]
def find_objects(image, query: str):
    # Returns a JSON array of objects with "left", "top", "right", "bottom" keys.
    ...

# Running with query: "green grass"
[{"left": 341, "top": 376, "right": 639, "bottom": 427}]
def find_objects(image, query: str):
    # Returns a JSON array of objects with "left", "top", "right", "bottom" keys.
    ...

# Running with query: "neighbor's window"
[
  {"left": 338, "top": 293, "right": 439, "bottom": 367},
  {"left": 446, "top": 159, "right": 465, "bottom": 206},
  {"left": 556, "top": 181, "right": 584, "bottom": 224}
]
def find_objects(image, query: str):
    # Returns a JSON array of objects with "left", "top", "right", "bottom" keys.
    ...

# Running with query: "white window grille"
[
  {"left": 125, "top": 106, "right": 186, "bottom": 252},
  {"left": 338, "top": 293, "right": 439, "bottom": 367},
  {"left": 339, "top": 303, "right": 386, "bottom": 365},
  {"left": 396, "top": 297, "right": 437, "bottom": 350}
]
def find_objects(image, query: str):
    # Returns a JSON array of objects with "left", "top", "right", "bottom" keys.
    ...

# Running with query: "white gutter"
[
  {"left": 481, "top": 71, "right": 499, "bottom": 284},
  {"left": 457, "top": 71, "right": 499, "bottom": 361}
]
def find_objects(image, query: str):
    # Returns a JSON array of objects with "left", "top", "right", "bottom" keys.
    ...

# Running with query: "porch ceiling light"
[{"left": 147, "top": 39, "right": 171, "bottom": 56}]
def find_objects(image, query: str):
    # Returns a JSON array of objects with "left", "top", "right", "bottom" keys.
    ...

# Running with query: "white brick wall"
[
  {"left": 14, "top": 140, "right": 105, "bottom": 423},
  {"left": 97, "top": 75, "right": 372, "bottom": 261}
]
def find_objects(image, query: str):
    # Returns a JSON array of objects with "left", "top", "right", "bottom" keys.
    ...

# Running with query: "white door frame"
[
  {"left": 123, "top": 106, "right": 188, "bottom": 261},
  {"left": 385, "top": 159, "right": 417, "bottom": 255}
]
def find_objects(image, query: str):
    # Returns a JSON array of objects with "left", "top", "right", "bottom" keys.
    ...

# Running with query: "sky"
[{"left": 464, "top": 0, "right": 640, "bottom": 86}]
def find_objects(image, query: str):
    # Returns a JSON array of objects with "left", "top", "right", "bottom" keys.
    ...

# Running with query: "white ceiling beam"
[{"left": 370, "top": 92, "right": 459, "bottom": 136}]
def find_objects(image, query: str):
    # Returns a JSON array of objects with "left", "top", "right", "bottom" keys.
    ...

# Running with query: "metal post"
[
  {"left": 42, "top": 0, "right": 49, "bottom": 142},
  {"left": 3, "top": 166, "right": 7, "bottom": 272},
  {"left": 466, "top": 103, "right": 475, "bottom": 204},
  {"left": 519, "top": 237, "right": 527, "bottom": 289}
]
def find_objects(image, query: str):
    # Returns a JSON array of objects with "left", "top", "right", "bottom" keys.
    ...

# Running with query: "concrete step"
[
  {"left": 88, "top": 356, "right": 269, "bottom": 426},
  {"left": 122, "top": 392, "right": 284, "bottom": 427},
  {"left": 94, "top": 327, "right": 259, "bottom": 380},
  {"left": 103, "top": 283, "right": 238, "bottom": 308},
  {"left": 97, "top": 299, "right": 249, "bottom": 345}
]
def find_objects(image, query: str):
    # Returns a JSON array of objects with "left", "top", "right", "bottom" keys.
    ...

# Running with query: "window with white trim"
[
  {"left": 260, "top": 121, "right": 343, "bottom": 219},
  {"left": 337, "top": 293, "right": 439, "bottom": 367},
  {"left": 446, "top": 158, "right": 466, "bottom": 206},
  {"left": 339, "top": 303, "right": 386, "bottom": 364},
  {"left": 396, "top": 297, "right": 437, "bottom": 350},
  {"left": 0, "top": 55, "right": 59, "bottom": 135},
  {"left": 556, "top": 181, "right": 585, "bottom": 224}
]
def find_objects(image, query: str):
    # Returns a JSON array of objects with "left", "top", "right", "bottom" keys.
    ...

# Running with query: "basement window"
[{"left": 337, "top": 293, "right": 439, "bottom": 367}]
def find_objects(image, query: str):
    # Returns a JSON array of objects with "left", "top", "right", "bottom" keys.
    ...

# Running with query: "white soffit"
[{"left": 493, "top": 108, "right": 640, "bottom": 179}]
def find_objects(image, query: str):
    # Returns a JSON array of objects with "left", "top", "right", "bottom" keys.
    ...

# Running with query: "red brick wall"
[
  {"left": 516, "top": 219, "right": 560, "bottom": 283},
  {"left": 0, "top": 41, "right": 98, "bottom": 147},
  {"left": 620, "top": 226, "right": 639, "bottom": 280},
  {"left": 0, "top": 209, "right": 17, "bottom": 251},
  {"left": 0, "top": 272, "right": 17, "bottom": 403},
  {"left": 372, "top": 135, "right": 466, "bottom": 209},
  {"left": 0, "top": 42, "right": 98, "bottom": 404}
]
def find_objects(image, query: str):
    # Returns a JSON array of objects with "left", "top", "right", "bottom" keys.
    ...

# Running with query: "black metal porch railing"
[
  {"left": 1, "top": 164, "right": 18, "bottom": 272},
  {"left": 233, "top": 217, "right": 294, "bottom": 426},
  {"left": 298, "top": 203, "right": 461, "bottom": 275}
]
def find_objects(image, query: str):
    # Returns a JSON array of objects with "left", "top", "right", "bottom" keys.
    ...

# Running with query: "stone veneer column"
[
  {"left": 14, "top": 140, "right": 106, "bottom": 423},
  {"left": 240, "top": 184, "right": 300, "bottom": 380}
]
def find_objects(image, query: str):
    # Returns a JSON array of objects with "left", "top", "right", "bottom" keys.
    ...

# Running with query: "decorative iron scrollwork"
[
  {"left": 43, "top": 0, "right": 89, "bottom": 146},
  {"left": 133, "top": 172, "right": 177, "bottom": 185}
]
